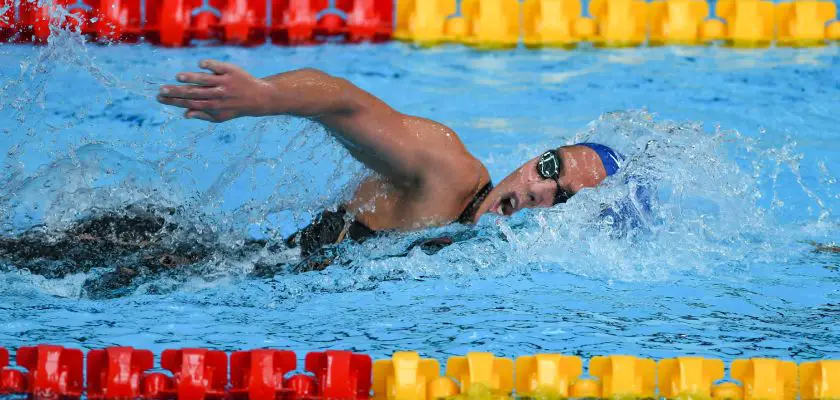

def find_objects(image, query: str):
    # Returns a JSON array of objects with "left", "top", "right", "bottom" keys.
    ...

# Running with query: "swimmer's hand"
[{"left": 158, "top": 59, "right": 274, "bottom": 122}]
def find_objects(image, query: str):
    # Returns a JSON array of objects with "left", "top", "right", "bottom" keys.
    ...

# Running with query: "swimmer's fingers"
[
  {"left": 199, "top": 59, "right": 242, "bottom": 76},
  {"left": 159, "top": 84, "right": 222, "bottom": 100},
  {"left": 175, "top": 72, "right": 224, "bottom": 87}
]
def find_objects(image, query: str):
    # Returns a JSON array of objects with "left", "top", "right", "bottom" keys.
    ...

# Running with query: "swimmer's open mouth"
[{"left": 497, "top": 193, "right": 518, "bottom": 216}]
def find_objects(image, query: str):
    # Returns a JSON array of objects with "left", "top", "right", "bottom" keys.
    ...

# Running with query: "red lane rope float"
[
  {"left": 218, "top": 0, "right": 267, "bottom": 45},
  {"left": 229, "top": 349, "right": 296, "bottom": 400},
  {"left": 0, "top": 354, "right": 26, "bottom": 395},
  {"left": 269, "top": 0, "right": 390, "bottom": 45},
  {"left": 5, "top": 0, "right": 51, "bottom": 43},
  {"left": 1, "top": 0, "right": 391, "bottom": 45},
  {"left": 306, "top": 351, "right": 372, "bottom": 399},
  {"left": 144, "top": 0, "right": 224, "bottom": 46},
  {"left": 343, "top": 0, "right": 392, "bottom": 43},
  {"left": 87, "top": 347, "right": 154, "bottom": 399},
  {"left": 0, "top": 345, "right": 374, "bottom": 400},
  {"left": 158, "top": 349, "right": 229, "bottom": 399},
  {"left": 0, "top": 347, "right": 24, "bottom": 395},
  {"left": 0, "top": 345, "right": 85, "bottom": 398},
  {"left": 270, "top": 0, "right": 325, "bottom": 45},
  {"left": 95, "top": 0, "right": 144, "bottom": 42},
  {"left": 0, "top": 2, "right": 14, "bottom": 41}
]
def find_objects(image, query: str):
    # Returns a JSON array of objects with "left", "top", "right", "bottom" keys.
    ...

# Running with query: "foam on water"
[{"left": 0, "top": 5, "right": 838, "bottom": 359}]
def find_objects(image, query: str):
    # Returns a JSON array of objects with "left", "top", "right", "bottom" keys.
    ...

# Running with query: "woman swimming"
[
  {"left": 156, "top": 60, "right": 621, "bottom": 244},
  {"left": 0, "top": 60, "right": 622, "bottom": 297}
]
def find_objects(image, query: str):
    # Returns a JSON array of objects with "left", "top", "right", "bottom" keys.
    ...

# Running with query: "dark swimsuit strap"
[{"left": 456, "top": 181, "right": 494, "bottom": 224}]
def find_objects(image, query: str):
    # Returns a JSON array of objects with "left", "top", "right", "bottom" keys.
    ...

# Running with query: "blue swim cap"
[{"left": 576, "top": 142, "right": 622, "bottom": 176}]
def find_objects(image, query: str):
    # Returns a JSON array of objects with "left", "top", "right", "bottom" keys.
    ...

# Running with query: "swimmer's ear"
[{"left": 199, "top": 59, "right": 241, "bottom": 76}]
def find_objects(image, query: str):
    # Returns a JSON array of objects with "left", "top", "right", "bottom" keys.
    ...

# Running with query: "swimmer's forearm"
[{"left": 258, "top": 69, "right": 359, "bottom": 118}]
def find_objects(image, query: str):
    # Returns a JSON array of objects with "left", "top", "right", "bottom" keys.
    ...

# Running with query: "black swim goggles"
[{"left": 537, "top": 150, "right": 573, "bottom": 205}]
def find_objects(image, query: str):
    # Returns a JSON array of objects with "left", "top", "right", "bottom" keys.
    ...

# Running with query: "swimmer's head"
[{"left": 475, "top": 143, "right": 621, "bottom": 220}]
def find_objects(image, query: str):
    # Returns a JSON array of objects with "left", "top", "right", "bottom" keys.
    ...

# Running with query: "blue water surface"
[{"left": 0, "top": 32, "right": 838, "bottom": 368}]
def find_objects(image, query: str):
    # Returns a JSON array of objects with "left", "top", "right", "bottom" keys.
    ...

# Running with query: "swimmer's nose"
[
  {"left": 528, "top": 181, "right": 556, "bottom": 208},
  {"left": 524, "top": 192, "right": 539, "bottom": 208},
  {"left": 529, "top": 191, "right": 552, "bottom": 208}
]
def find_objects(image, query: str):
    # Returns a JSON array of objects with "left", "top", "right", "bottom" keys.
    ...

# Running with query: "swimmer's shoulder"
[
  {"left": 396, "top": 114, "right": 490, "bottom": 221},
  {"left": 424, "top": 148, "right": 490, "bottom": 224}
]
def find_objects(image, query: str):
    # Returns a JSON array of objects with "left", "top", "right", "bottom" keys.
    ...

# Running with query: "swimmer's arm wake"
[{"left": 157, "top": 60, "right": 481, "bottom": 195}]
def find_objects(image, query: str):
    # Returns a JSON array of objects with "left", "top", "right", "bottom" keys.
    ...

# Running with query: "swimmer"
[
  {"left": 0, "top": 60, "right": 622, "bottom": 297},
  {"left": 157, "top": 60, "right": 622, "bottom": 260}
]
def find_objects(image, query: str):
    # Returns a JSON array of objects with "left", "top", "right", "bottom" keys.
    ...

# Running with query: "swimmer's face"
[{"left": 475, "top": 145, "right": 608, "bottom": 221}]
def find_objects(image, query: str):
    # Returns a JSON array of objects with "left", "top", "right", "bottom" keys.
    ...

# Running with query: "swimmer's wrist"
[{"left": 252, "top": 79, "right": 280, "bottom": 117}]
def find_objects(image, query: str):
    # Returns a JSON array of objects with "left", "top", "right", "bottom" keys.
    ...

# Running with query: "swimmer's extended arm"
[
  {"left": 157, "top": 60, "right": 338, "bottom": 122},
  {"left": 158, "top": 60, "right": 483, "bottom": 195}
]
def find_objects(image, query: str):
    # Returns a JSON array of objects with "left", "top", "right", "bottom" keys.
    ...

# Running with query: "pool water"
[{"left": 0, "top": 29, "right": 838, "bottom": 364}]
